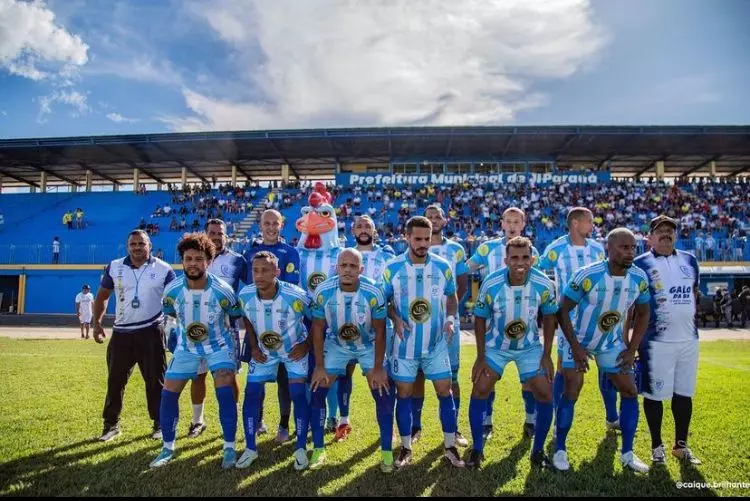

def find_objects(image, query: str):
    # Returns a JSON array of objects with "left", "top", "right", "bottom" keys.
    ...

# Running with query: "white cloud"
[
  {"left": 37, "top": 89, "right": 89, "bottom": 122},
  {"left": 106, "top": 112, "right": 139, "bottom": 123},
  {"left": 86, "top": 56, "right": 182, "bottom": 86},
  {"left": 165, "top": 0, "right": 605, "bottom": 131},
  {"left": 0, "top": 0, "right": 89, "bottom": 80}
]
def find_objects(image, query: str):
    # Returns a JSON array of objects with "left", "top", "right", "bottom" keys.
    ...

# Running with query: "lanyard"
[{"left": 131, "top": 263, "right": 150, "bottom": 300}]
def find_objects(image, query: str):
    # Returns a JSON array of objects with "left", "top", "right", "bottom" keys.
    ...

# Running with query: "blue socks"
[
  {"left": 411, "top": 397, "right": 424, "bottom": 431},
  {"left": 326, "top": 380, "right": 339, "bottom": 421},
  {"left": 620, "top": 396, "right": 639, "bottom": 454},
  {"left": 310, "top": 387, "right": 328, "bottom": 449},
  {"left": 215, "top": 386, "right": 237, "bottom": 446},
  {"left": 338, "top": 374, "right": 353, "bottom": 419},
  {"left": 533, "top": 401, "right": 554, "bottom": 454},
  {"left": 522, "top": 390, "right": 536, "bottom": 422},
  {"left": 438, "top": 395, "right": 457, "bottom": 434},
  {"left": 553, "top": 372, "right": 564, "bottom": 410},
  {"left": 469, "top": 397, "right": 487, "bottom": 453},
  {"left": 159, "top": 389, "right": 180, "bottom": 446},
  {"left": 242, "top": 382, "right": 263, "bottom": 451},
  {"left": 290, "top": 382, "right": 310, "bottom": 451},
  {"left": 556, "top": 395, "right": 576, "bottom": 452},
  {"left": 372, "top": 389, "right": 394, "bottom": 452},
  {"left": 485, "top": 391, "right": 496, "bottom": 424},
  {"left": 599, "top": 369, "right": 620, "bottom": 423},
  {"left": 396, "top": 396, "right": 413, "bottom": 439}
]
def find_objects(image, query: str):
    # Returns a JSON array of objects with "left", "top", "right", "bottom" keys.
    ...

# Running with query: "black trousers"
[{"left": 102, "top": 326, "right": 166, "bottom": 428}]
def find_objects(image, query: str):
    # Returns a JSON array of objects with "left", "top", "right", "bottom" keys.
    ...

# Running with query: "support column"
[
  {"left": 85, "top": 170, "right": 92, "bottom": 192},
  {"left": 157, "top": 182, "right": 163, "bottom": 191},
  {"left": 656, "top": 160, "right": 665, "bottom": 181},
  {"left": 709, "top": 160, "right": 717, "bottom": 177},
  {"left": 133, "top": 168, "right": 140, "bottom": 192},
  {"left": 40, "top": 172, "right": 47, "bottom": 193},
  {"left": 231, "top": 164, "right": 238, "bottom": 186},
  {"left": 71, "top": 184, "right": 78, "bottom": 193},
  {"left": 281, "top": 164, "right": 290, "bottom": 182},
  {"left": 113, "top": 183, "right": 119, "bottom": 192},
  {"left": 18, "top": 273, "right": 27, "bottom": 314},
  {"left": 181, "top": 167, "right": 187, "bottom": 186}
]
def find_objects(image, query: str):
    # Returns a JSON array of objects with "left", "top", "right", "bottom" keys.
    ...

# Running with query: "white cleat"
[
  {"left": 621, "top": 451, "right": 650, "bottom": 473},
  {"left": 293, "top": 448, "right": 309, "bottom": 471},
  {"left": 552, "top": 450, "right": 570, "bottom": 471},
  {"left": 606, "top": 419, "right": 621, "bottom": 433},
  {"left": 651, "top": 444, "right": 667, "bottom": 465},
  {"left": 235, "top": 449, "right": 259, "bottom": 469},
  {"left": 672, "top": 446, "right": 702, "bottom": 465}
]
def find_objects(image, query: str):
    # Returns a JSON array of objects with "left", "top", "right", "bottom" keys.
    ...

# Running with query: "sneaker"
[
  {"left": 149, "top": 447, "right": 174, "bottom": 468},
  {"left": 531, "top": 450, "right": 551, "bottom": 469},
  {"left": 606, "top": 419, "right": 621, "bottom": 434},
  {"left": 256, "top": 421, "right": 268, "bottom": 435},
  {"left": 651, "top": 444, "right": 667, "bottom": 465},
  {"left": 236, "top": 449, "right": 259, "bottom": 469},
  {"left": 455, "top": 431, "right": 469, "bottom": 448},
  {"left": 621, "top": 451, "right": 649, "bottom": 473},
  {"left": 410, "top": 427, "right": 422, "bottom": 444},
  {"left": 523, "top": 422, "right": 535, "bottom": 438},
  {"left": 151, "top": 426, "right": 163, "bottom": 441},
  {"left": 381, "top": 451, "right": 394, "bottom": 474},
  {"left": 395, "top": 447, "right": 413, "bottom": 469},
  {"left": 221, "top": 448, "right": 237, "bottom": 469},
  {"left": 672, "top": 446, "right": 702, "bottom": 465},
  {"left": 293, "top": 448, "right": 309, "bottom": 471},
  {"left": 444, "top": 446, "right": 465, "bottom": 468},
  {"left": 188, "top": 422, "right": 207, "bottom": 439},
  {"left": 99, "top": 424, "right": 121, "bottom": 442},
  {"left": 552, "top": 450, "right": 570, "bottom": 472},
  {"left": 325, "top": 418, "right": 338, "bottom": 434},
  {"left": 334, "top": 424, "right": 352, "bottom": 443},
  {"left": 465, "top": 448, "right": 483, "bottom": 470},
  {"left": 275, "top": 427, "right": 291, "bottom": 444},
  {"left": 482, "top": 424, "right": 493, "bottom": 442},
  {"left": 309, "top": 448, "right": 327, "bottom": 470}
]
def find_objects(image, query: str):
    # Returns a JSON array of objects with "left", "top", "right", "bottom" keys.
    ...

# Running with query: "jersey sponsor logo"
[
  {"left": 654, "top": 280, "right": 665, "bottom": 292},
  {"left": 409, "top": 298, "right": 431, "bottom": 324},
  {"left": 456, "top": 249, "right": 465, "bottom": 261},
  {"left": 445, "top": 268, "right": 453, "bottom": 280},
  {"left": 597, "top": 253, "right": 605, "bottom": 261},
  {"left": 150, "top": 273, "right": 157, "bottom": 280},
  {"left": 598, "top": 311, "right": 622, "bottom": 333},
  {"left": 541, "top": 290, "right": 550, "bottom": 304},
  {"left": 317, "top": 294, "right": 325, "bottom": 305},
  {"left": 338, "top": 323, "right": 361, "bottom": 342},
  {"left": 286, "top": 262, "right": 295, "bottom": 273},
  {"left": 639, "top": 280, "right": 648, "bottom": 293},
  {"left": 505, "top": 319, "right": 527, "bottom": 340},
  {"left": 431, "top": 285, "right": 441, "bottom": 298},
  {"left": 679, "top": 265, "right": 694, "bottom": 279},
  {"left": 278, "top": 319, "right": 288, "bottom": 330},
  {"left": 260, "top": 331, "right": 283, "bottom": 351},
  {"left": 369, "top": 297, "right": 378, "bottom": 308},
  {"left": 478, "top": 244, "right": 489, "bottom": 257},
  {"left": 220, "top": 298, "right": 229, "bottom": 308},
  {"left": 308, "top": 272, "right": 327, "bottom": 291},
  {"left": 548, "top": 250, "right": 558, "bottom": 262},
  {"left": 221, "top": 264, "right": 232, "bottom": 276},
  {"left": 582, "top": 278, "right": 593, "bottom": 293},
  {"left": 292, "top": 299, "right": 305, "bottom": 313},
  {"left": 383, "top": 268, "right": 392, "bottom": 283},
  {"left": 570, "top": 282, "right": 580, "bottom": 292},
  {"left": 186, "top": 322, "right": 209, "bottom": 343},
  {"left": 163, "top": 296, "right": 175, "bottom": 307}
]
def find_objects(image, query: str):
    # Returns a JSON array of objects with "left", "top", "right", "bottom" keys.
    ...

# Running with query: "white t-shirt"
[{"left": 76, "top": 292, "right": 94, "bottom": 317}]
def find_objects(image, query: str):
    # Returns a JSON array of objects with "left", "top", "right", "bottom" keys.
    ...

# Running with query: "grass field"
[{"left": 1, "top": 338, "right": 749, "bottom": 497}]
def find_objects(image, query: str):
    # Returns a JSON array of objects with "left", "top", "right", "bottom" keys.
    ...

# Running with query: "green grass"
[{"left": 1, "top": 338, "right": 749, "bottom": 497}]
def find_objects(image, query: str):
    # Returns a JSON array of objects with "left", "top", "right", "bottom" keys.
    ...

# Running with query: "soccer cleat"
[
  {"left": 672, "top": 446, "right": 702, "bottom": 465},
  {"left": 236, "top": 449, "right": 259, "bottom": 469},
  {"left": 455, "top": 431, "right": 469, "bottom": 448},
  {"left": 151, "top": 426, "right": 163, "bottom": 441},
  {"left": 293, "top": 448, "right": 309, "bottom": 471},
  {"left": 99, "top": 424, "right": 121, "bottom": 442},
  {"left": 395, "top": 447, "right": 413, "bottom": 469},
  {"left": 531, "top": 450, "right": 552, "bottom": 469},
  {"left": 523, "top": 422, "right": 535, "bottom": 438},
  {"left": 149, "top": 448, "right": 174, "bottom": 468},
  {"left": 275, "top": 427, "right": 291, "bottom": 444},
  {"left": 256, "top": 421, "right": 268, "bottom": 435},
  {"left": 651, "top": 444, "right": 667, "bottom": 465},
  {"left": 188, "top": 422, "right": 207, "bottom": 439},
  {"left": 381, "top": 451, "right": 394, "bottom": 474},
  {"left": 443, "top": 446, "right": 465, "bottom": 468},
  {"left": 410, "top": 427, "right": 422, "bottom": 444},
  {"left": 325, "top": 418, "right": 338, "bottom": 434},
  {"left": 621, "top": 451, "right": 650, "bottom": 473},
  {"left": 482, "top": 424, "right": 493, "bottom": 442},
  {"left": 606, "top": 419, "right": 621, "bottom": 433},
  {"left": 309, "top": 448, "right": 327, "bottom": 470},
  {"left": 221, "top": 448, "right": 237, "bottom": 469},
  {"left": 552, "top": 450, "right": 570, "bottom": 471},
  {"left": 334, "top": 424, "right": 352, "bottom": 443},
  {"left": 465, "top": 449, "right": 484, "bottom": 470}
]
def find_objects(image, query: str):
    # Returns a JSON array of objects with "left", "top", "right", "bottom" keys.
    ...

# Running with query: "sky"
[{"left": 0, "top": 0, "right": 748, "bottom": 139}]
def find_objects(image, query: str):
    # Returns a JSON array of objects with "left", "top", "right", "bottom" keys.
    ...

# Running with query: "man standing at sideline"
[{"left": 75, "top": 284, "right": 94, "bottom": 339}]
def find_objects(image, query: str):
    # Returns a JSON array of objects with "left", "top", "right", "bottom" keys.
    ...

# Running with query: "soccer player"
[
  {"left": 183, "top": 219, "right": 247, "bottom": 439},
  {"left": 384, "top": 216, "right": 464, "bottom": 469},
  {"left": 243, "top": 209, "right": 300, "bottom": 442},
  {"left": 466, "top": 237, "right": 557, "bottom": 469},
  {"left": 554, "top": 228, "right": 651, "bottom": 473},
  {"left": 415, "top": 204, "right": 469, "bottom": 447},
  {"left": 75, "top": 284, "right": 94, "bottom": 339},
  {"left": 236, "top": 251, "right": 312, "bottom": 471},
  {"left": 467, "top": 207, "right": 540, "bottom": 439},
  {"left": 633, "top": 215, "right": 702, "bottom": 465},
  {"left": 538, "top": 208, "right": 618, "bottom": 433},
  {"left": 150, "top": 233, "right": 239, "bottom": 469},
  {"left": 308, "top": 249, "right": 394, "bottom": 472}
]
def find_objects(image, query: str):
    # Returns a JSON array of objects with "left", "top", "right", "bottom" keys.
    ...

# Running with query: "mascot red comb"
[{"left": 296, "top": 182, "right": 342, "bottom": 293}]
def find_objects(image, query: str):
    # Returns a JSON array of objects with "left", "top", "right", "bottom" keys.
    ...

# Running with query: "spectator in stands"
[
  {"left": 705, "top": 234, "right": 716, "bottom": 260},
  {"left": 156, "top": 248, "right": 165, "bottom": 260},
  {"left": 63, "top": 210, "right": 73, "bottom": 230},
  {"left": 169, "top": 217, "right": 178, "bottom": 231},
  {"left": 694, "top": 232, "right": 705, "bottom": 261},
  {"left": 52, "top": 236, "right": 60, "bottom": 265},
  {"left": 732, "top": 230, "right": 746, "bottom": 261},
  {"left": 721, "top": 289, "right": 734, "bottom": 328},
  {"left": 739, "top": 286, "right": 750, "bottom": 328},
  {"left": 76, "top": 208, "right": 85, "bottom": 229},
  {"left": 139, "top": 218, "right": 147, "bottom": 230},
  {"left": 180, "top": 217, "right": 187, "bottom": 231}
]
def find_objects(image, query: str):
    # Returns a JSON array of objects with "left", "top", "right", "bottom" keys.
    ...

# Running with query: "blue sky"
[{"left": 0, "top": 0, "right": 748, "bottom": 139}]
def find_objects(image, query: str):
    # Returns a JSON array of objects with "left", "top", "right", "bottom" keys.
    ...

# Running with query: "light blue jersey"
[
  {"left": 429, "top": 237, "right": 470, "bottom": 278},
  {"left": 538, "top": 235, "right": 605, "bottom": 294},
  {"left": 468, "top": 237, "right": 540, "bottom": 278},
  {"left": 474, "top": 267, "right": 558, "bottom": 351},
  {"left": 162, "top": 273, "right": 242, "bottom": 356},
  {"left": 383, "top": 252, "right": 457, "bottom": 360},
  {"left": 359, "top": 246, "right": 396, "bottom": 285},
  {"left": 563, "top": 260, "right": 650, "bottom": 352},
  {"left": 311, "top": 275, "right": 387, "bottom": 351},
  {"left": 299, "top": 247, "right": 342, "bottom": 294},
  {"left": 238, "top": 280, "right": 311, "bottom": 360}
]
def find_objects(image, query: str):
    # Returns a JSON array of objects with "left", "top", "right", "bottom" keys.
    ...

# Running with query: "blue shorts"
[
  {"left": 166, "top": 349, "right": 236, "bottom": 380},
  {"left": 448, "top": 323, "right": 460, "bottom": 377},
  {"left": 198, "top": 329, "right": 242, "bottom": 375},
  {"left": 485, "top": 344, "right": 545, "bottom": 383},
  {"left": 389, "top": 341, "right": 452, "bottom": 383},
  {"left": 561, "top": 341, "right": 629, "bottom": 374},
  {"left": 324, "top": 340, "right": 384, "bottom": 376},
  {"left": 248, "top": 356, "right": 309, "bottom": 383}
]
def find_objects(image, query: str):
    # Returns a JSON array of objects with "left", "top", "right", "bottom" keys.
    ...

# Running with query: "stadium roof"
[{"left": 1, "top": 125, "right": 749, "bottom": 187}]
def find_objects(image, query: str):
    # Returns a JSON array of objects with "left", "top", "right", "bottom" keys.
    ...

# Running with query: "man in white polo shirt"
[
  {"left": 93, "top": 229, "right": 176, "bottom": 442},
  {"left": 75, "top": 284, "right": 94, "bottom": 339}
]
